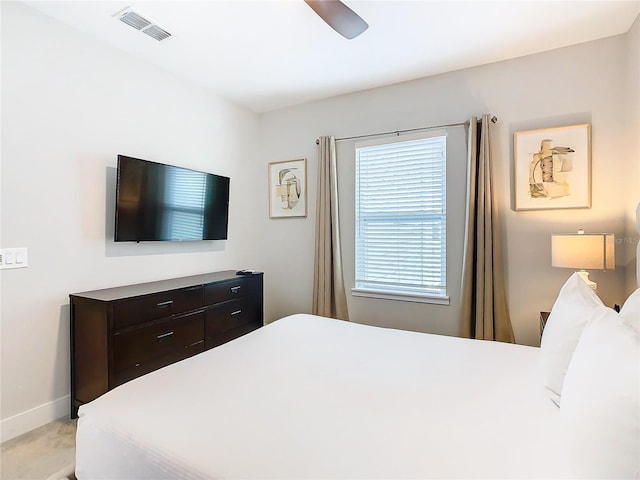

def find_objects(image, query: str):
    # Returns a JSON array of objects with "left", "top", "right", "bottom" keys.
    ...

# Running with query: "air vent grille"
[
  {"left": 113, "top": 7, "right": 172, "bottom": 42},
  {"left": 142, "top": 25, "right": 171, "bottom": 41},
  {"left": 119, "top": 11, "right": 151, "bottom": 30}
]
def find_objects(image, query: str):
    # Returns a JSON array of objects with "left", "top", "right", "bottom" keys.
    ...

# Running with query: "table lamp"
[{"left": 551, "top": 229, "right": 615, "bottom": 291}]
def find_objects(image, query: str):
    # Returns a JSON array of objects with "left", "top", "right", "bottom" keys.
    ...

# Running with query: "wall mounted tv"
[{"left": 115, "top": 155, "right": 230, "bottom": 242}]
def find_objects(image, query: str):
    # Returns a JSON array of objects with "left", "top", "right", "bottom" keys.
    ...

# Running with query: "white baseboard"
[{"left": 1, "top": 395, "right": 70, "bottom": 443}]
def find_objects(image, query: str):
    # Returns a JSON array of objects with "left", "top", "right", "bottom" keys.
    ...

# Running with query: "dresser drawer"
[
  {"left": 206, "top": 299, "right": 258, "bottom": 336},
  {"left": 113, "top": 339, "right": 204, "bottom": 387},
  {"left": 113, "top": 286, "right": 204, "bottom": 329},
  {"left": 204, "top": 278, "right": 248, "bottom": 305},
  {"left": 205, "top": 323, "right": 260, "bottom": 349},
  {"left": 113, "top": 310, "right": 205, "bottom": 372}
]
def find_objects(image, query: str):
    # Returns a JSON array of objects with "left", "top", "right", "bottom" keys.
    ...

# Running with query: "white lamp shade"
[{"left": 551, "top": 233, "right": 615, "bottom": 270}]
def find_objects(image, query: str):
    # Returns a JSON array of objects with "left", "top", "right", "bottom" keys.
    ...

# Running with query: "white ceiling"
[{"left": 23, "top": 0, "right": 640, "bottom": 113}]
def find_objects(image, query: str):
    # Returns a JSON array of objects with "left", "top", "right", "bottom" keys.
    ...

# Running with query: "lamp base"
[{"left": 576, "top": 270, "right": 597, "bottom": 292}]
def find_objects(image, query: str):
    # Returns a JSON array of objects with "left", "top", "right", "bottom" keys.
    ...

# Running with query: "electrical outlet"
[{"left": 0, "top": 248, "right": 28, "bottom": 269}]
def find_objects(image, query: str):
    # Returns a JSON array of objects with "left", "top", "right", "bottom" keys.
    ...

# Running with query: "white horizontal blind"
[
  {"left": 162, "top": 168, "right": 207, "bottom": 239},
  {"left": 355, "top": 134, "right": 446, "bottom": 298}
]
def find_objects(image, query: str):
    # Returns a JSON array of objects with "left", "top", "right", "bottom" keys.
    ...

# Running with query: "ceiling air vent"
[
  {"left": 113, "top": 7, "right": 172, "bottom": 42},
  {"left": 142, "top": 25, "right": 171, "bottom": 41}
]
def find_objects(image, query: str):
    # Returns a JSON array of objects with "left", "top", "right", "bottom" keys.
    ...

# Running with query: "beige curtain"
[
  {"left": 460, "top": 115, "right": 514, "bottom": 342},
  {"left": 312, "top": 136, "right": 349, "bottom": 320}
]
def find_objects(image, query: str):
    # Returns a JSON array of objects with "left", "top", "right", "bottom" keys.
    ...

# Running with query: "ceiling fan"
[{"left": 304, "top": 0, "right": 369, "bottom": 39}]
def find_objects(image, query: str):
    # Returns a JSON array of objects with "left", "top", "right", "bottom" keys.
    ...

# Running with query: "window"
[
  {"left": 353, "top": 132, "right": 448, "bottom": 304},
  {"left": 162, "top": 168, "right": 207, "bottom": 239}
]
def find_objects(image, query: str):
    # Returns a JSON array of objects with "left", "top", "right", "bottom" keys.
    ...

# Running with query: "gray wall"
[
  {"left": 255, "top": 32, "right": 637, "bottom": 345},
  {"left": 624, "top": 15, "right": 640, "bottom": 294},
  {"left": 0, "top": 1, "right": 259, "bottom": 440}
]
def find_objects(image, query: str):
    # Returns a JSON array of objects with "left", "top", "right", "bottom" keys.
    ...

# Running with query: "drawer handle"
[
  {"left": 230, "top": 286, "right": 241, "bottom": 294},
  {"left": 157, "top": 300, "right": 174, "bottom": 308},
  {"left": 156, "top": 331, "right": 174, "bottom": 343},
  {"left": 186, "top": 340, "right": 204, "bottom": 349},
  {"left": 231, "top": 310, "right": 242, "bottom": 316}
]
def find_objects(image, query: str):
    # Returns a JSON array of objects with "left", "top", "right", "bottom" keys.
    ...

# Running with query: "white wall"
[
  {"left": 0, "top": 2, "right": 259, "bottom": 441},
  {"left": 256, "top": 32, "right": 636, "bottom": 345}
]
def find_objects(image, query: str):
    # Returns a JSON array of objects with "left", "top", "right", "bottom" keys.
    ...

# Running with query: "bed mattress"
[{"left": 75, "top": 314, "right": 572, "bottom": 478}]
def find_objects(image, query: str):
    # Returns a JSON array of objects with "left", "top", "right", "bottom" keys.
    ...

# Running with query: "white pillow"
[
  {"left": 539, "top": 272, "right": 603, "bottom": 405},
  {"left": 560, "top": 306, "right": 640, "bottom": 479},
  {"left": 620, "top": 287, "right": 639, "bottom": 333}
]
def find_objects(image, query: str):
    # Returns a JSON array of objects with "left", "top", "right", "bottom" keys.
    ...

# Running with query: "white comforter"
[{"left": 76, "top": 314, "right": 572, "bottom": 479}]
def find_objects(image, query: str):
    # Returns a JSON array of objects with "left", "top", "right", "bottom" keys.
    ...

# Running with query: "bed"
[
  {"left": 74, "top": 207, "right": 640, "bottom": 479},
  {"left": 76, "top": 314, "right": 571, "bottom": 479}
]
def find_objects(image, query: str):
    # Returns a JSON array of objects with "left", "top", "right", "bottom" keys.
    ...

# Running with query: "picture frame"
[
  {"left": 513, "top": 123, "right": 591, "bottom": 211},
  {"left": 268, "top": 158, "right": 307, "bottom": 218}
]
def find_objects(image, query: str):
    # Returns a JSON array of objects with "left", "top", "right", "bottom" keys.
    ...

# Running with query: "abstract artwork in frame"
[
  {"left": 514, "top": 124, "right": 591, "bottom": 211},
  {"left": 269, "top": 158, "right": 307, "bottom": 218}
]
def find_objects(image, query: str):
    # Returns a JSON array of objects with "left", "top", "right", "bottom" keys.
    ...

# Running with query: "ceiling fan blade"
[{"left": 304, "top": 0, "right": 369, "bottom": 39}]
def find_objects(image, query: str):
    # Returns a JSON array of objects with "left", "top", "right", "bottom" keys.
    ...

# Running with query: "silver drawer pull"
[
  {"left": 156, "top": 331, "right": 174, "bottom": 342},
  {"left": 230, "top": 310, "right": 242, "bottom": 316},
  {"left": 230, "top": 286, "right": 241, "bottom": 294},
  {"left": 157, "top": 300, "right": 173, "bottom": 308}
]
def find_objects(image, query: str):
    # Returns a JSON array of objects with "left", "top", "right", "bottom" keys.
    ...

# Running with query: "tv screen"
[{"left": 115, "top": 155, "right": 230, "bottom": 242}]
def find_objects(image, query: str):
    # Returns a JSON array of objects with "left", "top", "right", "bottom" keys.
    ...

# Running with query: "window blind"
[
  {"left": 355, "top": 134, "right": 447, "bottom": 298},
  {"left": 162, "top": 168, "right": 207, "bottom": 239}
]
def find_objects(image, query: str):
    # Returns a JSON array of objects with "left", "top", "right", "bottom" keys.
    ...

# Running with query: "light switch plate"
[{"left": 0, "top": 248, "right": 28, "bottom": 269}]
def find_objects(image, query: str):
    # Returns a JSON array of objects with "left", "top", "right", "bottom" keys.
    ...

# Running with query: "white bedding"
[{"left": 75, "top": 314, "right": 572, "bottom": 479}]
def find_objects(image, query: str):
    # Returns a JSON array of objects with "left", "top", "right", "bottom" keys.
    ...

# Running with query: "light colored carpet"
[{"left": 1, "top": 417, "right": 76, "bottom": 480}]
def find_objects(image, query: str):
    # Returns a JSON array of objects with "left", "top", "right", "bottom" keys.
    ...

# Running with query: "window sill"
[{"left": 351, "top": 287, "right": 450, "bottom": 305}]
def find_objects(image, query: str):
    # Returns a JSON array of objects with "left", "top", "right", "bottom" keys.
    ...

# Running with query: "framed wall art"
[
  {"left": 513, "top": 123, "right": 591, "bottom": 211},
  {"left": 268, "top": 158, "right": 307, "bottom": 218}
]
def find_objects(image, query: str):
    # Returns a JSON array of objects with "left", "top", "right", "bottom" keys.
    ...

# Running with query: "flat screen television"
[{"left": 115, "top": 155, "right": 230, "bottom": 242}]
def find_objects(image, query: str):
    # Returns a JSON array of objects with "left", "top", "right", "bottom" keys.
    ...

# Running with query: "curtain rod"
[{"left": 315, "top": 116, "right": 497, "bottom": 145}]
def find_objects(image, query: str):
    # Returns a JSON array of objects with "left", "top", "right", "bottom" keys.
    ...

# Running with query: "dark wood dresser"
[{"left": 70, "top": 270, "right": 263, "bottom": 418}]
